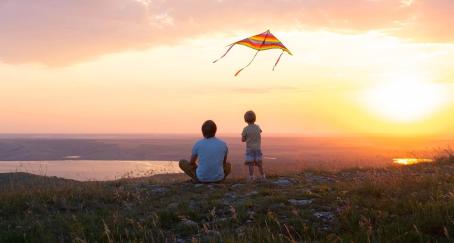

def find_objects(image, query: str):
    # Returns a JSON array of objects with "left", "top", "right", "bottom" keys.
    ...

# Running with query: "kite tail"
[
  {"left": 272, "top": 51, "right": 284, "bottom": 71},
  {"left": 235, "top": 31, "right": 269, "bottom": 76},
  {"left": 213, "top": 44, "right": 235, "bottom": 63},
  {"left": 235, "top": 49, "right": 260, "bottom": 76}
]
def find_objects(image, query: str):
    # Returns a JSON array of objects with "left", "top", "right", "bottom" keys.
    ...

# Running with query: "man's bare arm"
[
  {"left": 223, "top": 152, "right": 228, "bottom": 165},
  {"left": 190, "top": 154, "right": 198, "bottom": 166}
]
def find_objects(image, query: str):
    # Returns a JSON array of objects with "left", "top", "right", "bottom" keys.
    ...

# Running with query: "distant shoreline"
[{"left": 1, "top": 133, "right": 453, "bottom": 139}]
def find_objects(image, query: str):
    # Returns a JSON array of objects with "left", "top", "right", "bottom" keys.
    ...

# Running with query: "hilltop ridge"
[{"left": 1, "top": 156, "right": 454, "bottom": 242}]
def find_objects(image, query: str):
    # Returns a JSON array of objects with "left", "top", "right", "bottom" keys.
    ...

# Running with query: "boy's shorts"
[{"left": 245, "top": 149, "right": 263, "bottom": 166}]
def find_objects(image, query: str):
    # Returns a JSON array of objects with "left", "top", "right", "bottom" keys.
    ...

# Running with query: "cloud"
[
  {"left": 230, "top": 86, "right": 309, "bottom": 94},
  {"left": 0, "top": 0, "right": 453, "bottom": 65}
]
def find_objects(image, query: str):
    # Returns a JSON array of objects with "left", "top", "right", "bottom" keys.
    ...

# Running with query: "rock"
[
  {"left": 167, "top": 202, "right": 179, "bottom": 210},
  {"left": 224, "top": 192, "right": 237, "bottom": 198},
  {"left": 175, "top": 238, "right": 186, "bottom": 243},
  {"left": 314, "top": 211, "right": 334, "bottom": 221},
  {"left": 288, "top": 199, "right": 313, "bottom": 206},
  {"left": 245, "top": 191, "right": 259, "bottom": 197},
  {"left": 180, "top": 219, "right": 198, "bottom": 227},
  {"left": 235, "top": 226, "right": 246, "bottom": 236},
  {"left": 268, "top": 203, "right": 286, "bottom": 211},
  {"left": 201, "top": 230, "right": 221, "bottom": 241},
  {"left": 222, "top": 192, "right": 237, "bottom": 204},
  {"left": 301, "top": 189, "right": 313, "bottom": 195},
  {"left": 247, "top": 210, "right": 255, "bottom": 220},
  {"left": 194, "top": 184, "right": 204, "bottom": 188},
  {"left": 306, "top": 175, "right": 335, "bottom": 184},
  {"left": 149, "top": 186, "right": 169, "bottom": 193},
  {"left": 231, "top": 183, "right": 244, "bottom": 189},
  {"left": 188, "top": 200, "right": 199, "bottom": 210},
  {"left": 213, "top": 217, "right": 228, "bottom": 223},
  {"left": 272, "top": 178, "right": 293, "bottom": 187}
]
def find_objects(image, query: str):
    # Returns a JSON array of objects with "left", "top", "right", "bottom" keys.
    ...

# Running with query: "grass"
[{"left": 1, "top": 152, "right": 454, "bottom": 242}]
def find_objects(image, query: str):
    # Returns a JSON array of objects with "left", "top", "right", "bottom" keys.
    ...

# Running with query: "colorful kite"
[{"left": 213, "top": 30, "right": 292, "bottom": 76}]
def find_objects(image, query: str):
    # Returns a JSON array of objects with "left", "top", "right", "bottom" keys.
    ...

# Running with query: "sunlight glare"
[
  {"left": 393, "top": 158, "right": 433, "bottom": 165},
  {"left": 362, "top": 73, "right": 448, "bottom": 123}
]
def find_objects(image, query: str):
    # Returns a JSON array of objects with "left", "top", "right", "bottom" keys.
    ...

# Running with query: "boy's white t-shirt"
[{"left": 242, "top": 124, "right": 262, "bottom": 150}]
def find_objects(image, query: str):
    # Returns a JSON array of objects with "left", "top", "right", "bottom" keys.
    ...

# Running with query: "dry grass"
[{"left": 1, "top": 151, "right": 454, "bottom": 242}]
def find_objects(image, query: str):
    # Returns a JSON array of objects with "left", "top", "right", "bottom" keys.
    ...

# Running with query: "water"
[
  {"left": 1, "top": 135, "right": 453, "bottom": 180},
  {"left": 0, "top": 160, "right": 181, "bottom": 181},
  {"left": 393, "top": 158, "right": 434, "bottom": 165}
]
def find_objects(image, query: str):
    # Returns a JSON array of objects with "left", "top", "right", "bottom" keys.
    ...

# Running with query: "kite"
[{"left": 213, "top": 30, "right": 292, "bottom": 76}]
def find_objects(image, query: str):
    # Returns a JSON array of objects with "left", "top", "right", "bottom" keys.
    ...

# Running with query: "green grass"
[{"left": 1, "top": 153, "right": 454, "bottom": 242}]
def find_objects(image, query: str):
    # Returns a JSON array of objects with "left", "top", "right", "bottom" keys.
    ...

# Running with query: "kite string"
[
  {"left": 212, "top": 44, "right": 235, "bottom": 63},
  {"left": 234, "top": 49, "right": 260, "bottom": 76},
  {"left": 235, "top": 30, "right": 270, "bottom": 76},
  {"left": 272, "top": 50, "right": 284, "bottom": 71}
]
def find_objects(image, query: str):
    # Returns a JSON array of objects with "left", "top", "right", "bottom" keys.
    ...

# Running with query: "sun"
[{"left": 362, "top": 74, "right": 447, "bottom": 123}]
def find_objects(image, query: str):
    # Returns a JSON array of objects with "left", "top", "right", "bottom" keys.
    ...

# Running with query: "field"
[{"left": 1, "top": 150, "right": 454, "bottom": 242}]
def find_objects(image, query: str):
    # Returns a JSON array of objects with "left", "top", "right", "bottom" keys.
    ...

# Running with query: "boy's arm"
[{"left": 241, "top": 129, "right": 247, "bottom": 142}]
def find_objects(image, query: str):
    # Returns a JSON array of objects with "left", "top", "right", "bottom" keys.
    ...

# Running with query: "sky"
[{"left": 1, "top": 0, "right": 454, "bottom": 136}]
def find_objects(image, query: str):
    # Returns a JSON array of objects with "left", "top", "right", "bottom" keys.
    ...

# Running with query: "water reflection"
[
  {"left": 0, "top": 160, "right": 182, "bottom": 181},
  {"left": 393, "top": 158, "right": 433, "bottom": 165}
]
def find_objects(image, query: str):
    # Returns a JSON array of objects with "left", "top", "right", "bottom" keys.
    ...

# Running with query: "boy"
[{"left": 242, "top": 110, "right": 265, "bottom": 181}]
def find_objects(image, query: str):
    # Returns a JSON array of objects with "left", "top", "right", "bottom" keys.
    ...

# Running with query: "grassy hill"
[{"left": 1, "top": 154, "right": 454, "bottom": 242}]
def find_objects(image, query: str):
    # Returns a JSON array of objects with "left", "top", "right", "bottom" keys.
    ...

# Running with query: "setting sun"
[{"left": 362, "top": 74, "right": 448, "bottom": 123}]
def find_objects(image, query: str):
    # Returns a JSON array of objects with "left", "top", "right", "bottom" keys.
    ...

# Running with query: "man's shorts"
[{"left": 245, "top": 149, "right": 263, "bottom": 166}]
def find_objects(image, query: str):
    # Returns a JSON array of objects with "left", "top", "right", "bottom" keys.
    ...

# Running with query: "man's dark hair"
[
  {"left": 244, "top": 110, "right": 256, "bottom": 124},
  {"left": 202, "top": 120, "right": 217, "bottom": 138}
]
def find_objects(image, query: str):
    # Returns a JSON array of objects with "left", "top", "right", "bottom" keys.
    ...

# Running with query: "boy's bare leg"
[
  {"left": 248, "top": 165, "right": 254, "bottom": 177},
  {"left": 179, "top": 159, "right": 197, "bottom": 181},
  {"left": 257, "top": 162, "right": 266, "bottom": 179},
  {"left": 247, "top": 164, "right": 255, "bottom": 182},
  {"left": 257, "top": 162, "right": 265, "bottom": 176}
]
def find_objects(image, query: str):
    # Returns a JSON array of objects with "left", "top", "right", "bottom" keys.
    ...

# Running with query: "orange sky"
[{"left": 1, "top": 0, "right": 454, "bottom": 136}]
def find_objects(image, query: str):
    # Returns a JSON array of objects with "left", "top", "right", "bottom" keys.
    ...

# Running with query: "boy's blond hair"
[{"left": 244, "top": 110, "right": 256, "bottom": 124}]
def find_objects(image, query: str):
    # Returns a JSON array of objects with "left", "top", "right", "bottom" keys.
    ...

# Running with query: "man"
[{"left": 179, "top": 120, "right": 231, "bottom": 183}]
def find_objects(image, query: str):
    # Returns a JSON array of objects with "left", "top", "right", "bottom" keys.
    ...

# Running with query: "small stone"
[
  {"left": 245, "top": 191, "right": 259, "bottom": 197},
  {"left": 188, "top": 200, "right": 199, "bottom": 210},
  {"left": 305, "top": 175, "right": 335, "bottom": 184},
  {"left": 149, "top": 186, "right": 168, "bottom": 193},
  {"left": 203, "top": 230, "right": 221, "bottom": 238},
  {"left": 231, "top": 183, "right": 244, "bottom": 189},
  {"left": 288, "top": 199, "right": 313, "bottom": 206},
  {"left": 224, "top": 192, "right": 236, "bottom": 198},
  {"left": 176, "top": 238, "right": 186, "bottom": 243},
  {"left": 269, "top": 203, "right": 286, "bottom": 211},
  {"left": 314, "top": 211, "right": 334, "bottom": 221},
  {"left": 247, "top": 210, "right": 255, "bottom": 219},
  {"left": 194, "top": 184, "right": 204, "bottom": 188},
  {"left": 272, "top": 178, "right": 293, "bottom": 187},
  {"left": 167, "top": 202, "right": 179, "bottom": 210},
  {"left": 235, "top": 226, "right": 246, "bottom": 235},
  {"left": 181, "top": 219, "right": 198, "bottom": 227}
]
